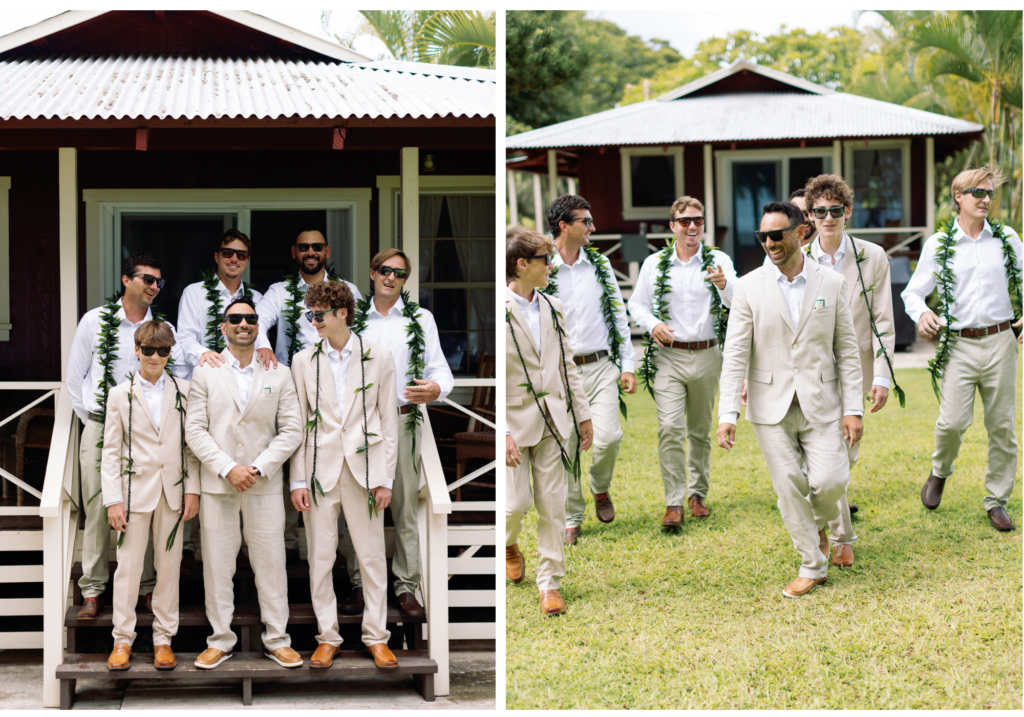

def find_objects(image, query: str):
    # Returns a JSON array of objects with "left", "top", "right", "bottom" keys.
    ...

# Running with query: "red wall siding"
[
  {"left": 576, "top": 148, "right": 624, "bottom": 233},
  {"left": 910, "top": 137, "right": 926, "bottom": 228}
]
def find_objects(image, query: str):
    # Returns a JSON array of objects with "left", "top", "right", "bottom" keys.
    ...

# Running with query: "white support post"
[
  {"left": 59, "top": 148, "right": 78, "bottom": 379},
  {"left": 532, "top": 174, "right": 543, "bottom": 232},
  {"left": 427, "top": 507, "right": 449, "bottom": 695},
  {"left": 925, "top": 136, "right": 935, "bottom": 233},
  {"left": 507, "top": 168, "right": 518, "bottom": 226},
  {"left": 832, "top": 140, "right": 842, "bottom": 179},
  {"left": 547, "top": 149, "right": 558, "bottom": 204},
  {"left": 703, "top": 144, "right": 714, "bottom": 245},
  {"left": 400, "top": 147, "right": 420, "bottom": 301},
  {"left": 567, "top": 177, "right": 577, "bottom": 195},
  {"left": 41, "top": 511, "right": 64, "bottom": 708}
]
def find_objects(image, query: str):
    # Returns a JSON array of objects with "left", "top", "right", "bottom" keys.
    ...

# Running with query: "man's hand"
[
  {"left": 578, "top": 419, "right": 594, "bottom": 451},
  {"left": 717, "top": 423, "right": 736, "bottom": 450},
  {"left": 741, "top": 379, "right": 748, "bottom": 407},
  {"left": 291, "top": 487, "right": 310, "bottom": 511},
  {"left": 199, "top": 351, "right": 226, "bottom": 368},
  {"left": 107, "top": 503, "right": 128, "bottom": 532},
  {"left": 506, "top": 435, "right": 521, "bottom": 467},
  {"left": 651, "top": 323, "right": 675, "bottom": 347},
  {"left": 917, "top": 310, "right": 944, "bottom": 338},
  {"left": 620, "top": 372, "right": 637, "bottom": 394},
  {"left": 707, "top": 264, "right": 726, "bottom": 290},
  {"left": 227, "top": 465, "right": 257, "bottom": 492},
  {"left": 181, "top": 494, "right": 200, "bottom": 521},
  {"left": 372, "top": 486, "right": 392, "bottom": 511},
  {"left": 842, "top": 415, "right": 864, "bottom": 448},
  {"left": 1014, "top": 317, "right": 1023, "bottom": 344},
  {"left": 868, "top": 385, "right": 889, "bottom": 413},
  {"left": 405, "top": 379, "right": 441, "bottom": 404},
  {"left": 255, "top": 347, "right": 278, "bottom": 370}
]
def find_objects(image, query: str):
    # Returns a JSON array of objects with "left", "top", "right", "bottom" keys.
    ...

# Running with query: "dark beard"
[
  {"left": 803, "top": 222, "right": 817, "bottom": 242},
  {"left": 298, "top": 255, "right": 326, "bottom": 277}
]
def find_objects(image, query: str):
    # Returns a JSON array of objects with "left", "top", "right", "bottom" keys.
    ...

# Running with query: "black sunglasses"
[
  {"left": 963, "top": 188, "right": 996, "bottom": 199},
  {"left": 304, "top": 308, "right": 339, "bottom": 323},
  {"left": 373, "top": 265, "right": 409, "bottom": 279},
  {"left": 754, "top": 224, "right": 802, "bottom": 243},
  {"left": 525, "top": 254, "right": 552, "bottom": 266},
  {"left": 811, "top": 206, "right": 846, "bottom": 219},
  {"left": 225, "top": 313, "right": 259, "bottom": 325},
  {"left": 137, "top": 345, "right": 171, "bottom": 357},
  {"left": 672, "top": 216, "right": 705, "bottom": 227},
  {"left": 296, "top": 242, "right": 326, "bottom": 253},
  {"left": 132, "top": 273, "right": 166, "bottom": 289},
  {"left": 568, "top": 217, "right": 594, "bottom": 228},
  {"left": 219, "top": 248, "right": 250, "bottom": 260}
]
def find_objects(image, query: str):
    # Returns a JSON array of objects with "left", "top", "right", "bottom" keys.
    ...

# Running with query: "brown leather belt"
[
  {"left": 574, "top": 350, "right": 609, "bottom": 366},
  {"left": 668, "top": 339, "right": 718, "bottom": 351},
  {"left": 399, "top": 404, "right": 415, "bottom": 415},
  {"left": 957, "top": 321, "right": 1011, "bottom": 338}
]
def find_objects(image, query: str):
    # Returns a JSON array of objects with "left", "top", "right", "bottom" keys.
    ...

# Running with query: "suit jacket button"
[
  {"left": 238, "top": 442, "right": 243, "bottom": 447},
  {"left": 240, "top": 421, "right": 245, "bottom": 426},
  {"left": 793, "top": 368, "right": 800, "bottom": 374}
]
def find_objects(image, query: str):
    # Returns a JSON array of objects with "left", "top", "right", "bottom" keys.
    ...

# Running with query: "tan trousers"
[
  {"left": 752, "top": 402, "right": 850, "bottom": 580},
  {"left": 112, "top": 494, "right": 184, "bottom": 647},
  {"left": 283, "top": 462, "right": 301, "bottom": 550},
  {"left": 565, "top": 356, "right": 622, "bottom": 529},
  {"left": 307, "top": 465, "right": 390, "bottom": 647},
  {"left": 652, "top": 345, "right": 723, "bottom": 506},
  {"left": 507, "top": 427, "right": 566, "bottom": 591},
  {"left": 342, "top": 422, "right": 421, "bottom": 596},
  {"left": 932, "top": 330, "right": 1019, "bottom": 510},
  {"left": 200, "top": 490, "right": 291, "bottom": 653},
  {"left": 79, "top": 418, "right": 155, "bottom": 599}
]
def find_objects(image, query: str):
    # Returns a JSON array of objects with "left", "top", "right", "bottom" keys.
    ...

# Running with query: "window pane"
[
  {"left": 630, "top": 155, "right": 676, "bottom": 207},
  {"left": 432, "top": 240, "right": 467, "bottom": 282},
  {"left": 469, "top": 196, "right": 495, "bottom": 237},
  {"left": 418, "top": 288, "right": 431, "bottom": 312},
  {"left": 439, "top": 332, "right": 468, "bottom": 374},
  {"left": 470, "top": 240, "right": 495, "bottom": 281},
  {"left": 467, "top": 331, "right": 495, "bottom": 376},
  {"left": 419, "top": 240, "right": 431, "bottom": 282},
  {"left": 470, "top": 289, "right": 495, "bottom": 331},
  {"left": 852, "top": 148, "right": 903, "bottom": 228},
  {"left": 432, "top": 288, "right": 467, "bottom": 330}
]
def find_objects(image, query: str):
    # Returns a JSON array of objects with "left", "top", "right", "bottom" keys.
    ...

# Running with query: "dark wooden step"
[{"left": 65, "top": 602, "right": 424, "bottom": 628}]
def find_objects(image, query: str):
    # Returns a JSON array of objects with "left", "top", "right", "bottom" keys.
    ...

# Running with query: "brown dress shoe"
[
  {"left": 339, "top": 587, "right": 365, "bottom": 615},
  {"left": 367, "top": 643, "right": 399, "bottom": 670},
  {"left": 506, "top": 544, "right": 525, "bottom": 584},
  {"left": 265, "top": 646, "right": 303, "bottom": 668},
  {"left": 138, "top": 592, "right": 154, "bottom": 616},
  {"left": 194, "top": 648, "right": 232, "bottom": 670},
  {"left": 688, "top": 494, "right": 710, "bottom": 519},
  {"left": 783, "top": 576, "right": 827, "bottom": 598},
  {"left": 593, "top": 492, "right": 615, "bottom": 523},
  {"left": 564, "top": 527, "right": 581, "bottom": 545},
  {"left": 77, "top": 597, "right": 100, "bottom": 620},
  {"left": 988, "top": 506, "right": 1016, "bottom": 532},
  {"left": 310, "top": 643, "right": 341, "bottom": 669},
  {"left": 661, "top": 506, "right": 682, "bottom": 529},
  {"left": 107, "top": 642, "right": 132, "bottom": 670},
  {"left": 153, "top": 644, "right": 177, "bottom": 670},
  {"left": 818, "top": 529, "right": 829, "bottom": 559},
  {"left": 180, "top": 549, "right": 199, "bottom": 575},
  {"left": 921, "top": 473, "right": 946, "bottom": 510},
  {"left": 832, "top": 544, "right": 854, "bottom": 568},
  {"left": 398, "top": 592, "right": 425, "bottom": 620},
  {"left": 540, "top": 589, "right": 566, "bottom": 616}
]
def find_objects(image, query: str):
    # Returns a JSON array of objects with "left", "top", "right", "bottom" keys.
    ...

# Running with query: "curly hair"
[
  {"left": 804, "top": 174, "right": 854, "bottom": 211},
  {"left": 304, "top": 280, "right": 355, "bottom": 326}
]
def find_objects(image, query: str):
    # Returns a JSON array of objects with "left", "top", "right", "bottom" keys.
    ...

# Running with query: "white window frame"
[
  {"left": 0, "top": 177, "right": 10, "bottom": 340},
  {"left": 843, "top": 138, "right": 912, "bottom": 231},
  {"left": 620, "top": 146, "right": 685, "bottom": 221},
  {"left": 82, "top": 188, "right": 371, "bottom": 311}
]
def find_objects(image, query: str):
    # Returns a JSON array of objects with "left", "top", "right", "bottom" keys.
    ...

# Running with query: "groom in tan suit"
[
  {"left": 505, "top": 226, "right": 593, "bottom": 617},
  {"left": 290, "top": 280, "right": 400, "bottom": 670},
  {"left": 717, "top": 202, "right": 862, "bottom": 598},
  {"left": 185, "top": 297, "right": 303, "bottom": 669}
]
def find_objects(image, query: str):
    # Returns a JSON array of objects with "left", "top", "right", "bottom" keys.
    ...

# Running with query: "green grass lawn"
[{"left": 506, "top": 365, "right": 1023, "bottom": 709}]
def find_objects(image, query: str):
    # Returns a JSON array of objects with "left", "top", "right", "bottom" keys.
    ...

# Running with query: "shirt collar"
[
  {"left": 953, "top": 217, "right": 993, "bottom": 242},
  {"left": 369, "top": 294, "right": 405, "bottom": 318},
  {"left": 507, "top": 286, "right": 540, "bottom": 308},
  {"left": 325, "top": 333, "right": 355, "bottom": 359},
  {"left": 670, "top": 245, "right": 701, "bottom": 267},
  {"left": 811, "top": 233, "right": 846, "bottom": 260},
  {"left": 227, "top": 352, "right": 255, "bottom": 372},
  {"left": 114, "top": 298, "right": 153, "bottom": 326},
  {"left": 216, "top": 278, "right": 248, "bottom": 298},
  {"left": 139, "top": 372, "right": 165, "bottom": 389},
  {"left": 554, "top": 246, "right": 591, "bottom": 269},
  {"left": 773, "top": 252, "right": 810, "bottom": 285}
]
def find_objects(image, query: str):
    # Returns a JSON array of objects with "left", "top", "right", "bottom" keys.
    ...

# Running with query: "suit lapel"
[
  {"left": 315, "top": 342, "right": 343, "bottom": 422},
  {"left": 240, "top": 359, "right": 264, "bottom": 421},
  {"left": 763, "top": 268, "right": 795, "bottom": 334},
  {"left": 160, "top": 374, "right": 177, "bottom": 434},
  {"left": 794, "top": 263, "right": 823, "bottom": 337},
  {"left": 342, "top": 336, "right": 363, "bottom": 424},
  {"left": 218, "top": 360, "right": 244, "bottom": 413},
  {"left": 506, "top": 289, "right": 540, "bottom": 357},
  {"left": 131, "top": 374, "right": 158, "bottom": 433}
]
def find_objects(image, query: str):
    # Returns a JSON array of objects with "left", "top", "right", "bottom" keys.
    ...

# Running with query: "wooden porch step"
[
  {"left": 64, "top": 602, "right": 424, "bottom": 628},
  {"left": 69, "top": 560, "right": 316, "bottom": 582}
]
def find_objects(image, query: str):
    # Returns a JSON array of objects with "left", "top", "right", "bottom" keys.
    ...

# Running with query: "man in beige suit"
[
  {"left": 103, "top": 321, "right": 201, "bottom": 671},
  {"left": 185, "top": 297, "right": 304, "bottom": 669},
  {"left": 505, "top": 226, "right": 593, "bottom": 617},
  {"left": 290, "top": 280, "right": 400, "bottom": 670},
  {"left": 717, "top": 202, "right": 863, "bottom": 598}
]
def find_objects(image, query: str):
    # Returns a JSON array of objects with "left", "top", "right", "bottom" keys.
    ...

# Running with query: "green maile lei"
[
  {"left": 927, "top": 217, "right": 1022, "bottom": 400},
  {"left": 305, "top": 335, "right": 380, "bottom": 517},
  {"left": 283, "top": 267, "right": 338, "bottom": 363},
  {"left": 202, "top": 270, "right": 254, "bottom": 352},
  {"left": 352, "top": 290, "right": 426, "bottom": 460},
  {"left": 542, "top": 246, "right": 630, "bottom": 419},
  {"left": 505, "top": 294, "right": 583, "bottom": 482}
]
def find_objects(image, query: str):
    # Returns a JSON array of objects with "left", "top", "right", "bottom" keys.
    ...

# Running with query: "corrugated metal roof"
[
  {"left": 506, "top": 92, "right": 983, "bottom": 149},
  {"left": 0, "top": 55, "right": 495, "bottom": 121}
]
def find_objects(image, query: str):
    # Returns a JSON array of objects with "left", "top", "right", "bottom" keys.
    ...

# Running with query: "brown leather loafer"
[
  {"left": 506, "top": 544, "right": 525, "bottom": 584},
  {"left": 832, "top": 544, "right": 854, "bottom": 568},
  {"left": 138, "top": 592, "right": 154, "bottom": 616},
  {"left": 107, "top": 642, "right": 131, "bottom": 670},
  {"left": 593, "top": 492, "right": 615, "bottom": 523},
  {"left": 398, "top": 592, "right": 425, "bottom": 620},
  {"left": 661, "top": 506, "right": 682, "bottom": 529},
  {"left": 818, "top": 529, "right": 829, "bottom": 559},
  {"left": 688, "top": 494, "right": 710, "bottom": 519},
  {"left": 988, "top": 506, "right": 1016, "bottom": 532},
  {"left": 368, "top": 643, "right": 399, "bottom": 670},
  {"left": 153, "top": 644, "right": 176, "bottom": 670},
  {"left": 194, "top": 648, "right": 232, "bottom": 670},
  {"left": 265, "top": 646, "right": 303, "bottom": 668},
  {"left": 540, "top": 589, "right": 566, "bottom": 616},
  {"left": 339, "top": 587, "right": 365, "bottom": 615},
  {"left": 921, "top": 473, "right": 946, "bottom": 510},
  {"left": 782, "top": 576, "right": 827, "bottom": 598},
  {"left": 77, "top": 597, "right": 100, "bottom": 620},
  {"left": 310, "top": 643, "right": 341, "bottom": 669},
  {"left": 180, "top": 549, "right": 199, "bottom": 575},
  {"left": 564, "top": 527, "right": 581, "bottom": 545}
]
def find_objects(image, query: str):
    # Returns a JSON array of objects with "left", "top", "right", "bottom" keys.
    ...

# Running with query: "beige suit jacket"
[
  {"left": 289, "top": 336, "right": 399, "bottom": 492},
  {"left": 184, "top": 348, "right": 303, "bottom": 495},
  {"left": 101, "top": 374, "right": 201, "bottom": 512},
  {"left": 809, "top": 234, "right": 895, "bottom": 394},
  {"left": 505, "top": 288, "right": 592, "bottom": 447},
  {"left": 719, "top": 258, "right": 862, "bottom": 425}
]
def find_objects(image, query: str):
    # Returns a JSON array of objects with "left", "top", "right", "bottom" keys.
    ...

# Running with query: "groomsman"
[
  {"left": 902, "top": 166, "right": 1022, "bottom": 531},
  {"left": 185, "top": 298, "right": 304, "bottom": 669},
  {"left": 505, "top": 226, "right": 593, "bottom": 617},
  {"left": 67, "top": 252, "right": 185, "bottom": 620},
  {"left": 290, "top": 281, "right": 401, "bottom": 670},
  {"left": 717, "top": 202, "right": 862, "bottom": 598},
  {"left": 544, "top": 195, "right": 636, "bottom": 545},
  {"left": 338, "top": 249, "right": 453, "bottom": 620},
  {"left": 628, "top": 196, "right": 736, "bottom": 528},
  {"left": 103, "top": 321, "right": 201, "bottom": 671}
]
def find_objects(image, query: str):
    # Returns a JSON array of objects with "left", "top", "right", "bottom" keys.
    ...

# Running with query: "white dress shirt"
[
  {"left": 177, "top": 278, "right": 266, "bottom": 378},
  {"left": 256, "top": 273, "right": 363, "bottom": 366},
  {"left": 105, "top": 372, "right": 165, "bottom": 507},
  {"left": 548, "top": 249, "right": 637, "bottom": 373},
  {"left": 218, "top": 352, "right": 264, "bottom": 479},
  {"left": 509, "top": 287, "right": 543, "bottom": 351},
  {"left": 67, "top": 299, "right": 186, "bottom": 425},
  {"left": 902, "top": 219, "right": 1023, "bottom": 329},
  {"left": 628, "top": 246, "right": 736, "bottom": 342}
]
